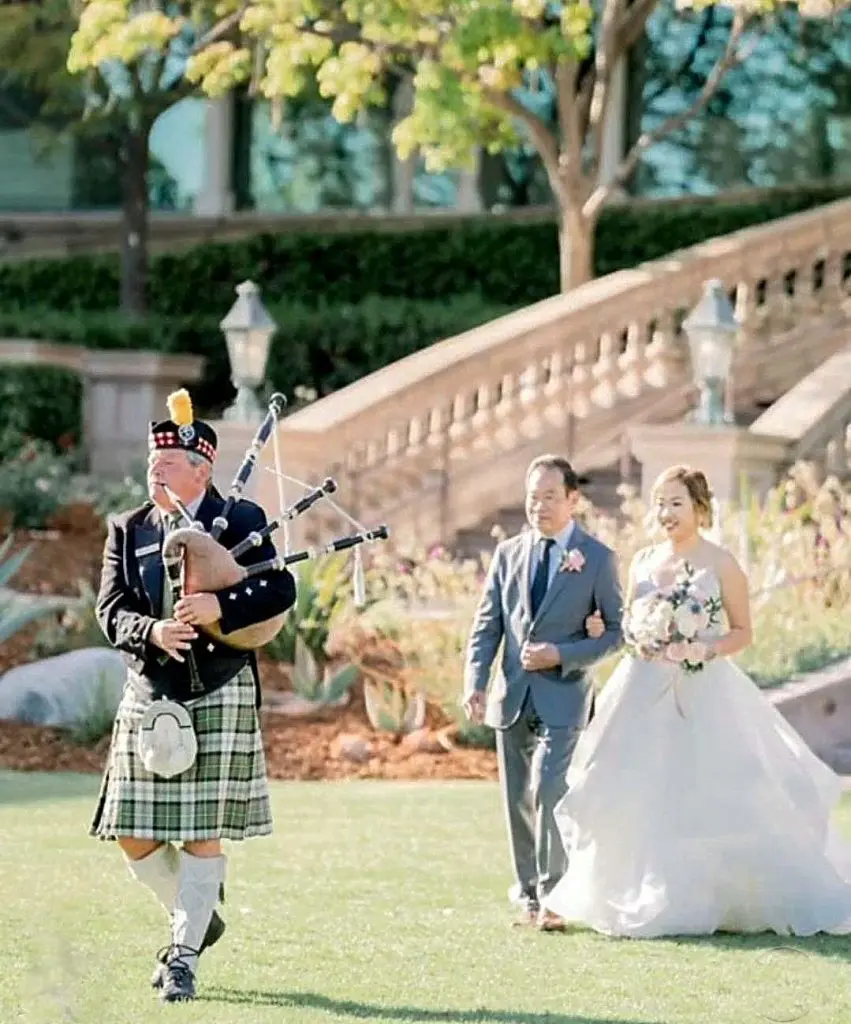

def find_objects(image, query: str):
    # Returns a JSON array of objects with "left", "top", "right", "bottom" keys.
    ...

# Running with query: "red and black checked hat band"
[{"left": 148, "top": 419, "right": 218, "bottom": 463}]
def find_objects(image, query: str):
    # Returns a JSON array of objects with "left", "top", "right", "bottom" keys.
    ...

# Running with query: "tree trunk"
[
  {"left": 119, "top": 121, "right": 152, "bottom": 318},
  {"left": 557, "top": 210, "right": 595, "bottom": 292}
]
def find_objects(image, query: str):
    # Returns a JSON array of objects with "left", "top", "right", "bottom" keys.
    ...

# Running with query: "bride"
[{"left": 543, "top": 463, "right": 851, "bottom": 938}]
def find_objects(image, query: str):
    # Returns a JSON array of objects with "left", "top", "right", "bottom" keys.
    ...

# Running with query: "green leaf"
[
  {"left": 0, "top": 596, "right": 62, "bottom": 645},
  {"left": 0, "top": 540, "right": 31, "bottom": 588},
  {"left": 322, "top": 662, "right": 359, "bottom": 704},
  {"left": 292, "top": 632, "right": 320, "bottom": 697}
]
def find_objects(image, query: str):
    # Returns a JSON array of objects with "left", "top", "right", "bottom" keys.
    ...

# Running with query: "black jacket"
[{"left": 95, "top": 489, "right": 296, "bottom": 706}]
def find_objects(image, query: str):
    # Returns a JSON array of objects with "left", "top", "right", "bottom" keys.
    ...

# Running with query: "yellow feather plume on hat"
[{"left": 167, "top": 389, "right": 194, "bottom": 427}]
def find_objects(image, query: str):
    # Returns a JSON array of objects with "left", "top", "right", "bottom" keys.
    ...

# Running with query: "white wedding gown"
[{"left": 543, "top": 564, "right": 851, "bottom": 938}]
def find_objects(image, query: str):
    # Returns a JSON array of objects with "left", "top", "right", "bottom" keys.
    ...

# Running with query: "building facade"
[{"left": 1, "top": 4, "right": 850, "bottom": 216}]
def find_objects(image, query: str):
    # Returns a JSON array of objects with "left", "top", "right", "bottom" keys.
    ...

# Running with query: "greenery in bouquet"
[{"left": 622, "top": 562, "right": 724, "bottom": 674}]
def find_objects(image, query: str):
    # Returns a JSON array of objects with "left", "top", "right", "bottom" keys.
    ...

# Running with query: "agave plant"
[
  {"left": 289, "top": 633, "right": 360, "bottom": 706},
  {"left": 363, "top": 675, "right": 427, "bottom": 736},
  {"left": 264, "top": 552, "right": 353, "bottom": 665},
  {"left": 0, "top": 536, "right": 66, "bottom": 645}
]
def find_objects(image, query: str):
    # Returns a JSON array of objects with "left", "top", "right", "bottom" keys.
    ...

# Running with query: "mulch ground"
[{"left": 0, "top": 510, "right": 497, "bottom": 781}]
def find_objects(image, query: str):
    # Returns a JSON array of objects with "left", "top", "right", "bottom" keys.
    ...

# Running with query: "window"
[
  {"left": 243, "top": 95, "right": 392, "bottom": 213},
  {"left": 630, "top": 1, "right": 851, "bottom": 195},
  {"left": 148, "top": 97, "right": 207, "bottom": 211},
  {"left": 0, "top": 83, "right": 76, "bottom": 211}
]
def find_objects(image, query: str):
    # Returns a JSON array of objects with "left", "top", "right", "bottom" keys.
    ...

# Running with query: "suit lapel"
[
  {"left": 532, "top": 523, "right": 590, "bottom": 624},
  {"left": 518, "top": 531, "right": 534, "bottom": 622},
  {"left": 194, "top": 491, "right": 223, "bottom": 533},
  {"left": 133, "top": 506, "right": 165, "bottom": 614},
  {"left": 131, "top": 491, "right": 222, "bottom": 615}
]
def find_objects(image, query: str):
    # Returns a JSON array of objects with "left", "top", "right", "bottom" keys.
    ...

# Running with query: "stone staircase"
[
  {"left": 241, "top": 199, "right": 851, "bottom": 556},
  {"left": 452, "top": 391, "right": 782, "bottom": 559},
  {"left": 452, "top": 465, "right": 627, "bottom": 559}
]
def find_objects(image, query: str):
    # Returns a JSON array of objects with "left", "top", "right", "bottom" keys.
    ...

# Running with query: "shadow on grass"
[
  {"left": 201, "top": 934, "right": 851, "bottom": 1021},
  {"left": 199, "top": 990, "right": 663, "bottom": 1023},
  {"left": 0, "top": 770, "right": 99, "bottom": 807},
  {"left": 669, "top": 930, "right": 851, "bottom": 960}
]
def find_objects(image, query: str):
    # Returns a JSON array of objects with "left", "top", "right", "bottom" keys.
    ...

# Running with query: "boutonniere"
[{"left": 560, "top": 548, "right": 585, "bottom": 573}]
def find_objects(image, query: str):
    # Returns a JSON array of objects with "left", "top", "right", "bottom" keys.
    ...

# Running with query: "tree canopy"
[{"left": 67, "top": 0, "right": 851, "bottom": 290}]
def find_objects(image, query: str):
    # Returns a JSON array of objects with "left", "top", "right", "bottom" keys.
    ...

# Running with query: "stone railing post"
[
  {"left": 82, "top": 351, "right": 204, "bottom": 478},
  {"left": 628, "top": 422, "right": 791, "bottom": 510}
]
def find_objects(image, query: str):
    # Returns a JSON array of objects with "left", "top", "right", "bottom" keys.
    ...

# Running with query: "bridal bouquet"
[{"left": 624, "top": 562, "right": 723, "bottom": 673}]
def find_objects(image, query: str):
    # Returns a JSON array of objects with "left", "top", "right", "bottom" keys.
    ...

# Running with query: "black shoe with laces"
[
  {"left": 158, "top": 948, "right": 197, "bottom": 1003},
  {"left": 150, "top": 912, "right": 225, "bottom": 990}
]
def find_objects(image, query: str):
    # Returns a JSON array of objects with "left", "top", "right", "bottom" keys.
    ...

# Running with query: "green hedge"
[
  {"left": 1, "top": 185, "right": 848, "bottom": 314},
  {"left": 0, "top": 365, "right": 83, "bottom": 450},
  {"left": 2, "top": 184, "right": 849, "bottom": 449},
  {"left": 0, "top": 294, "right": 514, "bottom": 431}
]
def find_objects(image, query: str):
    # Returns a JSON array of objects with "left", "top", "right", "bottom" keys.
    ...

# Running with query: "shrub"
[
  {"left": 0, "top": 434, "right": 77, "bottom": 530},
  {"left": 3, "top": 184, "right": 848, "bottom": 444},
  {"left": 0, "top": 537, "right": 68, "bottom": 644},
  {"left": 0, "top": 293, "right": 513, "bottom": 419},
  {"left": 0, "top": 366, "right": 83, "bottom": 451},
  {"left": 0, "top": 184, "right": 846, "bottom": 312}
]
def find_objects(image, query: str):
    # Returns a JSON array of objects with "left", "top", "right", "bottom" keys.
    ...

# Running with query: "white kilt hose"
[{"left": 90, "top": 665, "right": 273, "bottom": 843}]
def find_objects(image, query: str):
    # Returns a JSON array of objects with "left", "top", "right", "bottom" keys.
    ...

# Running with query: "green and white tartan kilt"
[{"left": 90, "top": 664, "right": 273, "bottom": 843}]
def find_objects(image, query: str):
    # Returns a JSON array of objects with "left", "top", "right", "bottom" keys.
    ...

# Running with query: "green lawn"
[{"left": 2, "top": 772, "right": 851, "bottom": 1024}]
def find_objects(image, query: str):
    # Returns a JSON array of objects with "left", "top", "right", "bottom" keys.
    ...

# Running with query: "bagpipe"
[{"left": 161, "top": 392, "right": 390, "bottom": 657}]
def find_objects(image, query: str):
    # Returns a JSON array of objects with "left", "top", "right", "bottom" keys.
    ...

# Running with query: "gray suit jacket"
[{"left": 463, "top": 524, "right": 623, "bottom": 730}]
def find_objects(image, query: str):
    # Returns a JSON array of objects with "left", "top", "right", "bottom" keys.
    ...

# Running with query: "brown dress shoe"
[
  {"left": 512, "top": 905, "right": 539, "bottom": 928},
  {"left": 536, "top": 908, "right": 567, "bottom": 931}
]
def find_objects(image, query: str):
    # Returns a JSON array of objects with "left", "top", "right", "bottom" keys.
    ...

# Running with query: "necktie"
[{"left": 530, "top": 538, "right": 554, "bottom": 618}]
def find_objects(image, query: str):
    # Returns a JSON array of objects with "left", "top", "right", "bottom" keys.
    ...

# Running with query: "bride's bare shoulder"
[{"left": 702, "top": 540, "right": 746, "bottom": 581}]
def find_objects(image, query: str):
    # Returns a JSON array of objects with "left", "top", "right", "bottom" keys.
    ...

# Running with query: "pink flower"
[
  {"left": 686, "top": 640, "right": 709, "bottom": 663},
  {"left": 560, "top": 548, "right": 586, "bottom": 573},
  {"left": 665, "top": 641, "right": 690, "bottom": 663},
  {"left": 666, "top": 640, "right": 708, "bottom": 664}
]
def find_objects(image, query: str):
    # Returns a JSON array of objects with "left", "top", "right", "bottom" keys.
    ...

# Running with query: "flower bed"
[{"left": 0, "top": 462, "right": 848, "bottom": 779}]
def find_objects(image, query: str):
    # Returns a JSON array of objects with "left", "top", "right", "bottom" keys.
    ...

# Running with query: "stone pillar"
[
  {"left": 82, "top": 352, "right": 205, "bottom": 478},
  {"left": 194, "top": 97, "right": 236, "bottom": 217},
  {"left": 628, "top": 422, "right": 791, "bottom": 509},
  {"left": 456, "top": 149, "right": 483, "bottom": 213},
  {"left": 390, "top": 78, "right": 416, "bottom": 214}
]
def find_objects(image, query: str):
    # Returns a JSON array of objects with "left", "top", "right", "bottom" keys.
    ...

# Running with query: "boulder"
[
  {"left": 0, "top": 647, "right": 126, "bottom": 729},
  {"left": 330, "top": 733, "right": 372, "bottom": 764},
  {"left": 770, "top": 657, "right": 851, "bottom": 772}
]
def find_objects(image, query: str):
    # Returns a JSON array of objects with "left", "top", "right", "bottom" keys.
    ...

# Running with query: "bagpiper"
[{"left": 90, "top": 389, "right": 296, "bottom": 1003}]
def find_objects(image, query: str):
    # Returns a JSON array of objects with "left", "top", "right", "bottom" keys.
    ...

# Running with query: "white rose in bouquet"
[
  {"left": 645, "top": 599, "right": 675, "bottom": 637},
  {"left": 673, "top": 600, "right": 710, "bottom": 640},
  {"left": 628, "top": 595, "right": 674, "bottom": 646}
]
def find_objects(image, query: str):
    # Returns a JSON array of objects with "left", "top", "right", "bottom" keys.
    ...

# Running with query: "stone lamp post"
[
  {"left": 682, "top": 278, "right": 738, "bottom": 426},
  {"left": 220, "top": 280, "right": 277, "bottom": 424}
]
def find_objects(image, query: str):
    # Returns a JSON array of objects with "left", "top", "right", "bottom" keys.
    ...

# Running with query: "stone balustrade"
[
  {"left": 258, "top": 199, "right": 851, "bottom": 553},
  {"left": 750, "top": 344, "right": 851, "bottom": 483},
  {"left": 4, "top": 198, "right": 851, "bottom": 554}
]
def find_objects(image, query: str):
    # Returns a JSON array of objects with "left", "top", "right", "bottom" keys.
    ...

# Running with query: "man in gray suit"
[{"left": 462, "top": 455, "right": 623, "bottom": 930}]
